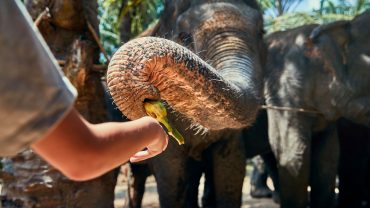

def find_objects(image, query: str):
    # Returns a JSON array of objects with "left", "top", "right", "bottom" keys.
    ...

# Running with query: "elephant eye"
[{"left": 177, "top": 32, "right": 194, "bottom": 47}]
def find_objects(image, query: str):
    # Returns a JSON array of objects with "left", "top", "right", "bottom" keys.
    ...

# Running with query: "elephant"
[
  {"left": 337, "top": 118, "right": 370, "bottom": 208},
  {"left": 264, "top": 10, "right": 370, "bottom": 207},
  {"left": 107, "top": 0, "right": 265, "bottom": 207}
]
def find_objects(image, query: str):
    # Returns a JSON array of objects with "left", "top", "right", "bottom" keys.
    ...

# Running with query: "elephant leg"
[
  {"left": 268, "top": 111, "right": 313, "bottom": 208},
  {"left": 202, "top": 158, "right": 216, "bottom": 208},
  {"left": 337, "top": 120, "right": 370, "bottom": 208},
  {"left": 150, "top": 140, "right": 187, "bottom": 208},
  {"left": 261, "top": 151, "right": 280, "bottom": 203},
  {"left": 128, "top": 163, "right": 152, "bottom": 208},
  {"left": 250, "top": 155, "right": 272, "bottom": 198},
  {"left": 207, "top": 132, "right": 245, "bottom": 208},
  {"left": 367, "top": 152, "right": 370, "bottom": 207},
  {"left": 185, "top": 158, "right": 204, "bottom": 208},
  {"left": 310, "top": 124, "right": 339, "bottom": 208}
]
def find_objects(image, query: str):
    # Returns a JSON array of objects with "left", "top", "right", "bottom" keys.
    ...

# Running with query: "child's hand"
[{"left": 129, "top": 118, "right": 169, "bottom": 163}]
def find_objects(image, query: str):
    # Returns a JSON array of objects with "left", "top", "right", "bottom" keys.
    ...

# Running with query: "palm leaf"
[{"left": 265, "top": 12, "right": 318, "bottom": 33}]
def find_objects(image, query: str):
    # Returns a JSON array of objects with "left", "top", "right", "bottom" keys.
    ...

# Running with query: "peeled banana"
[{"left": 144, "top": 100, "right": 185, "bottom": 145}]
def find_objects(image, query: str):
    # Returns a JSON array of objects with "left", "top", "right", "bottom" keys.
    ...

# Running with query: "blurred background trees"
[
  {"left": 260, "top": 0, "right": 370, "bottom": 33},
  {"left": 97, "top": 0, "right": 370, "bottom": 61},
  {"left": 98, "top": 0, "right": 163, "bottom": 63}
]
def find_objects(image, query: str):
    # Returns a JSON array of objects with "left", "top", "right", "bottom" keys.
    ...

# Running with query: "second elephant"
[{"left": 265, "top": 10, "right": 370, "bottom": 207}]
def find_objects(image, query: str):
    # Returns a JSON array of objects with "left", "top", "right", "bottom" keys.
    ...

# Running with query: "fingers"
[
  {"left": 130, "top": 135, "right": 168, "bottom": 163},
  {"left": 161, "top": 134, "right": 169, "bottom": 151},
  {"left": 130, "top": 149, "right": 161, "bottom": 163},
  {"left": 129, "top": 122, "right": 169, "bottom": 163}
]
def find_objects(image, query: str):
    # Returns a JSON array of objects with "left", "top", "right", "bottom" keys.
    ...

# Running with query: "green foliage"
[
  {"left": 264, "top": 12, "right": 317, "bottom": 33},
  {"left": 317, "top": 0, "right": 369, "bottom": 16},
  {"left": 258, "top": 0, "right": 304, "bottom": 16},
  {"left": 98, "top": 0, "right": 163, "bottom": 62},
  {"left": 98, "top": 0, "right": 121, "bottom": 61},
  {"left": 120, "top": 0, "right": 163, "bottom": 36},
  {"left": 261, "top": 0, "right": 370, "bottom": 34}
]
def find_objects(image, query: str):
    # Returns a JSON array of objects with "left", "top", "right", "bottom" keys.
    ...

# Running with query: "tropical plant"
[
  {"left": 264, "top": 12, "right": 317, "bottom": 33},
  {"left": 258, "top": 0, "right": 304, "bottom": 17},
  {"left": 314, "top": 0, "right": 370, "bottom": 23},
  {"left": 261, "top": 0, "right": 370, "bottom": 34},
  {"left": 98, "top": 0, "right": 163, "bottom": 62}
]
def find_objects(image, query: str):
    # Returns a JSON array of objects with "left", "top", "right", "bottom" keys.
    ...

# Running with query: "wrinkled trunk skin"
[
  {"left": 112, "top": 1, "right": 265, "bottom": 207},
  {"left": 108, "top": 37, "right": 259, "bottom": 130},
  {"left": 0, "top": 0, "right": 118, "bottom": 207}
]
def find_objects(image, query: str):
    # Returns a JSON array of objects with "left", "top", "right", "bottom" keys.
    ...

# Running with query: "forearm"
[{"left": 32, "top": 108, "right": 166, "bottom": 181}]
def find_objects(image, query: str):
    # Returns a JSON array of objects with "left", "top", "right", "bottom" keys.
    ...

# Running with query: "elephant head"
[
  {"left": 107, "top": 0, "right": 264, "bottom": 130},
  {"left": 308, "top": 10, "right": 370, "bottom": 125}
]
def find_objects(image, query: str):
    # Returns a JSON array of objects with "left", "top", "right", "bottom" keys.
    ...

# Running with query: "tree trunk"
[
  {"left": 119, "top": 0, "right": 133, "bottom": 43},
  {"left": 1, "top": 0, "right": 119, "bottom": 207}
]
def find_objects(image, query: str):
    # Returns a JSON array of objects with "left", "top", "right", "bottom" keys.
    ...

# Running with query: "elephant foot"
[
  {"left": 272, "top": 191, "right": 280, "bottom": 204},
  {"left": 250, "top": 185, "right": 272, "bottom": 198}
]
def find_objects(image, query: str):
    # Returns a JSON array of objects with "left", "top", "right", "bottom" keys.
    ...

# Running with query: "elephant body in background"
[
  {"left": 265, "top": 10, "right": 370, "bottom": 207},
  {"left": 107, "top": 0, "right": 265, "bottom": 207}
]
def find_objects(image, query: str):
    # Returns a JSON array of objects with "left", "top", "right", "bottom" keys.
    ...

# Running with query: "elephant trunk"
[
  {"left": 205, "top": 30, "right": 262, "bottom": 119},
  {"left": 107, "top": 37, "right": 261, "bottom": 130}
]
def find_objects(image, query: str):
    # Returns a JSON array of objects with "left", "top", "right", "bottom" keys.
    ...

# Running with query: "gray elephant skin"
[
  {"left": 264, "top": 10, "right": 370, "bottom": 208},
  {"left": 107, "top": 0, "right": 265, "bottom": 207},
  {"left": 127, "top": 111, "right": 276, "bottom": 208}
]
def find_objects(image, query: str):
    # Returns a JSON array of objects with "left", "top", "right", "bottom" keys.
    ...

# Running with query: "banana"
[{"left": 144, "top": 100, "right": 185, "bottom": 145}]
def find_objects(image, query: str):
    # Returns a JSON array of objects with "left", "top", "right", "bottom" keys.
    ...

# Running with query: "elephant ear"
[
  {"left": 309, "top": 20, "right": 350, "bottom": 49},
  {"left": 308, "top": 21, "right": 351, "bottom": 67},
  {"left": 150, "top": 0, "right": 191, "bottom": 38}
]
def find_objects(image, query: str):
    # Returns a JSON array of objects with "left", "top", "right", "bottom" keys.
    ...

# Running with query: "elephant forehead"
[
  {"left": 178, "top": 2, "right": 258, "bottom": 32},
  {"left": 197, "top": 10, "right": 253, "bottom": 32}
]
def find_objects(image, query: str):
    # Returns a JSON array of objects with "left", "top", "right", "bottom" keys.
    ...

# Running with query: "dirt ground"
[{"left": 114, "top": 165, "right": 279, "bottom": 208}]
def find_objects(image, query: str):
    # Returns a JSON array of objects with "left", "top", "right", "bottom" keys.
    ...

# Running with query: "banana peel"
[{"left": 144, "top": 100, "right": 185, "bottom": 145}]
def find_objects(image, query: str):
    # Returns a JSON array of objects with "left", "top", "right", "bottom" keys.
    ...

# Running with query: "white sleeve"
[{"left": 0, "top": 0, "right": 77, "bottom": 156}]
